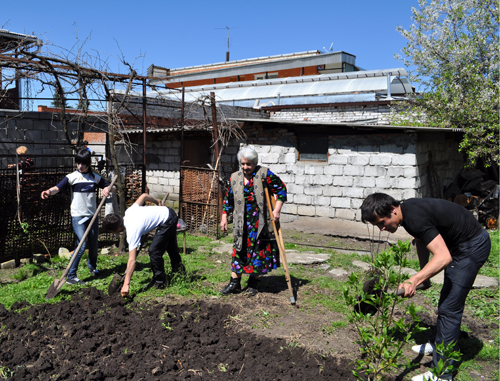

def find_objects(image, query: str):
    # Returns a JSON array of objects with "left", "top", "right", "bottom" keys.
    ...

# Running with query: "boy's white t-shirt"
[{"left": 123, "top": 204, "right": 170, "bottom": 250}]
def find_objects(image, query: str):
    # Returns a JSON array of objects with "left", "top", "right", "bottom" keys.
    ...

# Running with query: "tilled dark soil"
[{"left": 0, "top": 288, "right": 356, "bottom": 380}]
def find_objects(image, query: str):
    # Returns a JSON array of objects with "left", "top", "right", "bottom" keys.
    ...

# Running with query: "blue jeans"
[{"left": 68, "top": 216, "right": 99, "bottom": 279}]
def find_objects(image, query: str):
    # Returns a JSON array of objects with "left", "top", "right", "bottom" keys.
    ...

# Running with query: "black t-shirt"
[{"left": 401, "top": 198, "right": 483, "bottom": 254}]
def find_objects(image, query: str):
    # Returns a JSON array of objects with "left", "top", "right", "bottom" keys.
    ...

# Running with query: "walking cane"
[{"left": 262, "top": 179, "right": 296, "bottom": 305}]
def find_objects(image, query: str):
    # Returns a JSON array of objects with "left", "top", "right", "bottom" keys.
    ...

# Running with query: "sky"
[{"left": 1, "top": 0, "right": 420, "bottom": 106}]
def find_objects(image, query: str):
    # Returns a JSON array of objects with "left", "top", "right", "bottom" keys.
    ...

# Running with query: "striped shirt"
[{"left": 56, "top": 171, "right": 109, "bottom": 217}]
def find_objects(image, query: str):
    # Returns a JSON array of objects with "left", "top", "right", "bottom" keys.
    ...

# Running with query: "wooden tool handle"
[{"left": 395, "top": 282, "right": 427, "bottom": 297}]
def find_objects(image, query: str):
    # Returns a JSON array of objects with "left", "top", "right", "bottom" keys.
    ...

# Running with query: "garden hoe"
[
  {"left": 46, "top": 175, "right": 118, "bottom": 300},
  {"left": 262, "top": 179, "right": 296, "bottom": 306},
  {"left": 108, "top": 192, "right": 170, "bottom": 296}
]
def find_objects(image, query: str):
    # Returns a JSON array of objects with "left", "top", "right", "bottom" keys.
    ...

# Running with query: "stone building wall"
[
  {"left": 0, "top": 110, "right": 107, "bottom": 168},
  {"left": 220, "top": 124, "right": 464, "bottom": 224}
]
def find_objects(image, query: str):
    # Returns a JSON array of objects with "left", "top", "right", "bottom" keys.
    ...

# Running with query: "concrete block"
[
  {"left": 1, "top": 259, "right": 16, "bottom": 269},
  {"left": 297, "top": 205, "right": 316, "bottom": 216},
  {"left": 304, "top": 165, "right": 324, "bottom": 175},
  {"left": 291, "top": 165, "right": 305, "bottom": 175},
  {"left": 313, "top": 196, "right": 331, "bottom": 206},
  {"left": 351, "top": 198, "right": 363, "bottom": 209},
  {"left": 328, "top": 155, "right": 348, "bottom": 165},
  {"left": 262, "top": 152, "right": 279, "bottom": 164},
  {"left": 331, "top": 197, "right": 351, "bottom": 208},
  {"left": 16, "top": 119, "right": 34, "bottom": 130},
  {"left": 304, "top": 186, "right": 323, "bottom": 196},
  {"left": 342, "top": 187, "right": 364, "bottom": 198},
  {"left": 294, "top": 194, "right": 313, "bottom": 204},
  {"left": 369, "top": 154, "right": 392, "bottom": 166},
  {"left": 403, "top": 189, "right": 418, "bottom": 199},
  {"left": 282, "top": 203, "right": 297, "bottom": 214},
  {"left": 270, "top": 164, "right": 287, "bottom": 174},
  {"left": 279, "top": 173, "right": 295, "bottom": 184},
  {"left": 348, "top": 155, "right": 370, "bottom": 166},
  {"left": 314, "top": 176, "right": 333, "bottom": 186},
  {"left": 25, "top": 129, "right": 42, "bottom": 141},
  {"left": 403, "top": 167, "right": 418, "bottom": 178},
  {"left": 392, "top": 154, "right": 417, "bottom": 166},
  {"left": 387, "top": 167, "right": 404, "bottom": 177},
  {"left": 394, "top": 177, "right": 418, "bottom": 189},
  {"left": 323, "top": 186, "right": 342, "bottom": 197},
  {"left": 354, "top": 177, "right": 376, "bottom": 188},
  {"left": 375, "top": 177, "right": 395, "bottom": 188},
  {"left": 333, "top": 176, "right": 354, "bottom": 187},
  {"left": 280, "top": 153, "right": 296, "bottom": 164},
  {"left": 295, "top": 174, "right": 313, "bottom": 184},
  {"left": 316, "top": 206, "right": 336, "bottom": 218},
  {"left": 335, "top": 208, "right": 356, "bottom": 220},
  {"left": 344, "top": 165, "right": 364, "bottom": 176},
  {"left": 286, "top": 183, "right": 304, "bottom": 194},
  {"left": 365, "top": 166, "right": 387, "bottom": 177},
  {"left": 324, "top": 165, "right": 343, "bottom": 176}
]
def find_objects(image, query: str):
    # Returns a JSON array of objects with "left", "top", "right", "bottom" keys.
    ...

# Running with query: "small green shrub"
[{"left": 343, "top": 240, "right": 428, "bottom": 381}]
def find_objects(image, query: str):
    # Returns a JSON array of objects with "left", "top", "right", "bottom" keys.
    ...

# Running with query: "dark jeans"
[
  {"left": 434, "top": 229, "right": 491, "bottom": 374},
  {"left": 149, "top": 207, "right": 182, "bottom": 283}
]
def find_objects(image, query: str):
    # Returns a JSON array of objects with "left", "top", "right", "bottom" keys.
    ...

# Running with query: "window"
[
  {"left": 298, "top": 135, "right": 328, "bottom": 161},
  {"left": 254, "top": 72, "right": 279, "bottom": 80}
]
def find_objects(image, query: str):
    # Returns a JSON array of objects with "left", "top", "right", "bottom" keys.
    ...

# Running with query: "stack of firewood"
[
  {"left": 125, "top": 173, "right": 149, "bottom": 204},
  {"left": 444, "top": 169, "right": 499, "bottom": 229}
]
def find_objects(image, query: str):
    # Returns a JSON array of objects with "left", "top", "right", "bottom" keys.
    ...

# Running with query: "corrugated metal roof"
[
  {"left": 227, "top": 117, "right": 463, "bottom": 132},
  {"left": 151, "top": 68, "right": 411, "bottom": 107}
]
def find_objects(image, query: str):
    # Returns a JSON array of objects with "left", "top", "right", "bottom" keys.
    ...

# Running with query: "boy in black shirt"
[{"left": 361, "top": 193, "right": 491, "bottom": 381}]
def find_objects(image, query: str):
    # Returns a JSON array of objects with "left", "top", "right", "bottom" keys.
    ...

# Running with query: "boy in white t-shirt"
[{"left": 103, "top": 193, "right": 184, "bottom": 297}]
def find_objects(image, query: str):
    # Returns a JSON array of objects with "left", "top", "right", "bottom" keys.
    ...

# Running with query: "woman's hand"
[
  {"left": 220, "top": 214, "right": 228, "bottom": 233},
  {"left": 272, "top": 200, "right": 283, "bottom": 221},
  {"left": 272, "top": 208, "right": 280, "bottom": 221},
  {"left": 102, "top": 187, "right": 110, "bottom": 198}
]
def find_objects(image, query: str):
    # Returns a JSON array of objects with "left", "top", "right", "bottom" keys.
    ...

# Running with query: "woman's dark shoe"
[
  {"left": 221, "top": 278, "right": 241, "bottom": 295},
  {"left": 247, "top": 276, "right": 259, "bottom": 296}
]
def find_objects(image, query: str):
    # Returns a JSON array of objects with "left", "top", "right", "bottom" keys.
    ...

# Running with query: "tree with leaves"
[{"left": 395, "top": 0, "right": 499, "bottom": 167}]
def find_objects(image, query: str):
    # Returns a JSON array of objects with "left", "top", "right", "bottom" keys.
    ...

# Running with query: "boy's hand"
[{"left": 121, "top": 284, "right": 129, "bottom": 297}]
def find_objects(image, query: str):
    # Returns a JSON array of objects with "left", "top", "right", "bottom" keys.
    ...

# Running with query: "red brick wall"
[{"left": 166, "top": 65, "right": 321, "bottom": 88}]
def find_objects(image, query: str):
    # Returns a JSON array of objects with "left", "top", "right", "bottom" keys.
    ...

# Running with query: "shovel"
[
  {"left": 46, "top": 175, "right": 118, "bottom": 300},
  {"left": 262, "top": 179, "right": 296, "bottom": 305},
  {"left": 108, "top": 192, "right": 170, "bottom": 295}
]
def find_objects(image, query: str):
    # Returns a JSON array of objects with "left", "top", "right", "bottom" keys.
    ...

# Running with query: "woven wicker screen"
[
  {"left": 0, "top": 164, "right": 145, "bottom": 264},
  {"left": 180, "top": 166, "right": 220, "bottom": 237}
]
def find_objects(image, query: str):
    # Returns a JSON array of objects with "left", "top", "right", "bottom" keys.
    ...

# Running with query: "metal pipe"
[
  {"left": 179, "top": 87, "right": 185, "bottom": 215},
  {"left": 387, "top": 74, "right": 392, "bottom": 99},
  {"left": 142, "top": 78, "right": 147, "bottom": 194}
]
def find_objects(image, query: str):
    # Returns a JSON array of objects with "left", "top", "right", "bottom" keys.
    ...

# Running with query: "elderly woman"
[{"left": 220, "top": 147, "right": 287, "bottom": 296}]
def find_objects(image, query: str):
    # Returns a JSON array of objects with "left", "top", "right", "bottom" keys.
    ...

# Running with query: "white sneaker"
[
  {"left": 412, "top": 343, "right": 434, "bottom": 355},
  {"left": 411, "top": 371, "right": 452, "bottom": 381}
]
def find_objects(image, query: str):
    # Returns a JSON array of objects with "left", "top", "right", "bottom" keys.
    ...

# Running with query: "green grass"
[
  {"left": 0, "top": 229, "right": 498, "bottom": 381},
  {"left": 479, "top": 230, "right": 499, "bottom": 278}
]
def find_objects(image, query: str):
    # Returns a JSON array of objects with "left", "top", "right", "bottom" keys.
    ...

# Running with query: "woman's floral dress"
[{"left": 222, "top": 168, "right": 287, "bottom": 275}]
